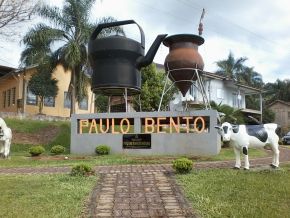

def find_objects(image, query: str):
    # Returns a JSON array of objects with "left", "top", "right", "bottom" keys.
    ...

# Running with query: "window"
[
  {"left": 7, "top": 89, "right": 11, "bottom": 107},
  {"left": 2, "top": 91, "right": 6, "bottom": 108},
  {"left": 44, "top": 96, "right": 55, "bottom": 107},
  {"left": 79, "top": 97, "right": 88, "bottom": 110},
  {"left": 232, "top": 93, "right": 243, "bottom": 108},
  {"left": 64, "top": 92, "right": 71, "bottom": 108},
  {"left": 26, "top": 86, "right": 38, "bottom": 105},
  {"left": 12, "top": 87, "right": 16, "bottom": 105}
]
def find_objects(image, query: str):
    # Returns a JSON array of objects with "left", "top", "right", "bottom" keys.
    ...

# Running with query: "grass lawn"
[
  {"left": 176, "top": 164, "right": 290, "bottom": 218},
  {"left": 0, "top": 174, "right": 97, "bottom": 218},
  {"left": 1, "top": 118, "right": 268, "bottom": 168},
  {"left": 0, "top": 146, "right": 268, "bottom": 168}
]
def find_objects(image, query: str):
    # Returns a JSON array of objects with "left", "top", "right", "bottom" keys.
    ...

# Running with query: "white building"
[{"left": 170, "top": 71, "right": 263, "bottom": 120}]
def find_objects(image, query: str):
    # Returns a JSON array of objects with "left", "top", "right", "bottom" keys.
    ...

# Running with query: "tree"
[
  {"left": 95, "top": 95, "right": 108, "bottom": 113},
  {"left": 134, "top": 64, "right": 176, "bottom": 112},
  {"left": 264, "top": 79, "right": 290, "bottom": 104},
  {"left": 21, "top": 0, "right": 123, "bottom": 115},
  {"left": 210, "top": 101, "right": 245, "bottom": 124},
  {"left": 236, "top": 66, "right": 263, "bottom": 88},
  {"left": 215, "top": 52, "right": 247, "bottom": 80},
  {"left": 0, "top": 0, "right": 38, "bottom": 37},
  {"left": 262, "top": 108, "right": 275, "bottom": 123},
  {"left": 28, "top": 66, "right": 58, "bottom": 114}
]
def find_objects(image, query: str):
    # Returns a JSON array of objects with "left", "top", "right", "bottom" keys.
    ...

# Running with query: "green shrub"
[
  {"left": 50, "top": 145, "right": 65, "bottom": 155},
  {"left": 70, "top": 164, "right": 94, "bottom": 176},
  {"left": 172, "top": 157, "right": 193, "bottom": 174},
  {"left": 29, "top": 145, "right": 45, "bottom": 156},
  {"left": 95, "top": 145, "right": 110, "bottom": 155}
]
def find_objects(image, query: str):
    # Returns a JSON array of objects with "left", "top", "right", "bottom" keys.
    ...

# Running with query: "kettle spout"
[{"left": 136, "top": 34, "right": 167, "bottom": 69}]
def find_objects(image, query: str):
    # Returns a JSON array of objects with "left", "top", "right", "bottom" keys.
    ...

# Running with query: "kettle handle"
[{"left": 90, "top": 19, "right": 145, "bottom": 49}]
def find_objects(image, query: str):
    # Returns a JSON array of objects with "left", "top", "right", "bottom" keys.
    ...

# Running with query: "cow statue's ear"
[
  {"left": 232, "top": 125, "right": 239, "bottom": 133},
  {"left": 214, "top": 126, "right": 221, "bottom": 130}
]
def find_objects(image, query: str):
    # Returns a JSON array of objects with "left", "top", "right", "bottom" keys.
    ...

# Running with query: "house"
[
  {"left": 0, "top": 65, "right": 94, "bottom": 117},
  {"left": 170, "top": 71, "right": 263, "bottom": 121},
  {"left": 268, "top": 100, "right": 290, "bottom": 133}
]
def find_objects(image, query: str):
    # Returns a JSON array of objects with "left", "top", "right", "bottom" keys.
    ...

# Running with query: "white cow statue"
[
  {"left": 0, "top": 118, "right": 12, "bottom": 159},
  {"left": 215, "top": 122, "right": 280, "bottom": 170}
]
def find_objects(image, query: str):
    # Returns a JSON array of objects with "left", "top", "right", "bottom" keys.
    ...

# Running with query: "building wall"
[
  {"left": 191, "top": 79, "right": 246, "bottom": 109},
  {"left": 0, "top": 65, "right": 94, "bottom": 117},
  {"left": 269, "top": 102, "right": 290, "bottom": 132},
  {"left": 0, "top": 76, "right": 21, "bottom": 113}
]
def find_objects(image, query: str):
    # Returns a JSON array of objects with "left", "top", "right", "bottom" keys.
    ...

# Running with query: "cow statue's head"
[
  {"left": 0, "top": 118, "right": 5, "bottom": 139},
  {"left": 0, "top": 126, "right": 3, "bottom": 139},
  {"left": 215, "top": 122, "right": 239, "bottom": 142}
]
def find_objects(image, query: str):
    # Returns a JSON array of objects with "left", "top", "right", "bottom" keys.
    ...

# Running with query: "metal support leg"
[
  {"left": 108, "top": 96, "right": 111, "bottom": 113},
  {"left": 158, "top": 70, "right": 170, "bottom": 111},
  {"left": 139, "top": 94, "right": 142, "bottom": 112},
  {"left": 125, "top": 88, "right": 128, "bottom": 113}
]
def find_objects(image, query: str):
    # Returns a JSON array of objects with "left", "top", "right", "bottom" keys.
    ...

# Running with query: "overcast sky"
[{"left": 0, "top": 0, "right": 289, "bottom": 83}]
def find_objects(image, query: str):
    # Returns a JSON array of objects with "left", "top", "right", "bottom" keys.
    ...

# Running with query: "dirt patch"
[{"left": 13, "top": 126, "right": 61, "bottom": 145}]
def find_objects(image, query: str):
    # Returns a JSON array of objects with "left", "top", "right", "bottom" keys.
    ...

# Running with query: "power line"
[
  {"left": 177, "top": 0, "right": 284, "bottom": 48},
  {"left": 133, "top": 0, "right": 289, "bottom": 55}
]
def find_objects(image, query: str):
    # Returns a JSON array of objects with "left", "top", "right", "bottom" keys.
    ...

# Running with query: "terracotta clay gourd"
[{"left": 163, "top": 34, "right": 204, "bottom": 96}]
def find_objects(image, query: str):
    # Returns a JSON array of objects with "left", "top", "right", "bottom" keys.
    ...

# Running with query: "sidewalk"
[{"left": 0, "top": 147, "right": 289, "bottom": 218}]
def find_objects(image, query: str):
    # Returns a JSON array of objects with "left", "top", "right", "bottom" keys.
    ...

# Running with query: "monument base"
[{"left": 70, "top": 110, "right": 221, "bottom": 156}]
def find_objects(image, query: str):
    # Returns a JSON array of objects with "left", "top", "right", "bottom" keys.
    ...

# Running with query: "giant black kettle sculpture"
[{"left": 88, "top": 20, "right": 167, "bottom": 96}]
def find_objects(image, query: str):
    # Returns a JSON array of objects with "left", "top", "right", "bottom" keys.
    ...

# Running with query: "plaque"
[{"left": 123, "top": 134, "right": 151, "bottom": 149}]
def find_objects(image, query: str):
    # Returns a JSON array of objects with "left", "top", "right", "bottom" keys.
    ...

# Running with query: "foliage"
[
  {"left": 215, "top": 52, "right": 247, "bottom": 80},
  {"left": 210, "top": 101, "right": 245, "bottom": 124},
  {"left": 134, "top": 64, "right": 176, "bottom": 111},
  {"left": 95, "top": 145, "right": 111, "bottom": 155},
  {"left": 70, "top": 164, "right": 94, "bottom": 176},
  {"left": 262, "top": 108, "right": 275, "bottom": 123},
  {"left": 172, "top": 158, "right": 193, "bottom": 174},
  {"left": 29, "top": 145, "right": 45, "bottom": 156},
  {"left": 48, "top": 123, "right": 71, "bottom": 152},
  {"left": 216, "top": 52, "right": 263, "bottom": 87},
  {"left": 176, "top": 166, "right": 290, "bottom": 218},
  {"left": 50, "top": 145, "right": 65, "bottom": 155},
  {"left": 28, "top": 66, "right": 58, "bottom": 114},
  {"left": 264, "top": 79, "right": 290, "bottom": 104},
  {"left": 21, "top": 0, "right": 123, "bottom": 114},
  {"left": 95, "top": 95, "right": 109, "bottom": 112},
  {"left": 0, "top": 0, "right": 38, "bottom": 38},
  {"left": 0, "top": 174, "right": 96, "bottom": 218}
]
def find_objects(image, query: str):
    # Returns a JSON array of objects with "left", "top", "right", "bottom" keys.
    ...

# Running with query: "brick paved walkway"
[
  {"left": 85, "top": 166, "right": 194, "bottom": 218},
  {"left": 0, "top": 147, "right": 289, "bottom": 218}
]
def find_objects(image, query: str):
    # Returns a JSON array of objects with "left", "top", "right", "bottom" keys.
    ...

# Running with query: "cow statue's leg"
[
  {"left": 0, "top": 144, "right": 4, "bottom": 156},
  {"left": 3, "top": 139, "right": 11, "bottom": 159},
  {"left": 233, "top": 146, "right": 241, "bottom": 169},
  {"left": 243, "top": 146, "right": 250, "bottom": 170},
  {"left": 270, "top": 144, "right": 280, "bottom": 168}
]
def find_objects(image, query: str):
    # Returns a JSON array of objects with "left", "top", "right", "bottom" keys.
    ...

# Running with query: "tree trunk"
[
  {"left": 70, "top": 69, "right": 76, "bottom": 116},
  {"left": 39, "top": 96, "right": 44, "bottom": 114}
]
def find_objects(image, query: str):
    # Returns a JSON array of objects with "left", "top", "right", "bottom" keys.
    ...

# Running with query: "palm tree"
[
  {"left": 236, "top": 66, "right": 263, "bottom": 87},
  {"left": 21, "top": 0, "right": 123, "bottom": 114},
  {"left": 264, "top": 79, "right": 290, "bottom": 103},
  {"left": 215, "top": 52, "right": 247, "bottom": 80},
  {"left": 210, "top": 101, "right": 244, "bottom": 124}
]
